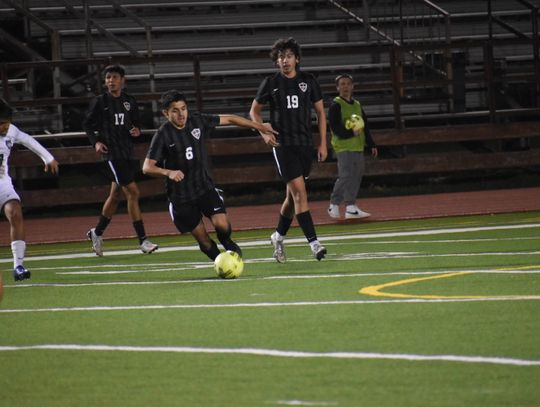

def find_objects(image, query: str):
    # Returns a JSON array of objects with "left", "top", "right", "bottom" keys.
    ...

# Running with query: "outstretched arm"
[{"left": 220, "top": 112, "right": 279, "bottom": 147}]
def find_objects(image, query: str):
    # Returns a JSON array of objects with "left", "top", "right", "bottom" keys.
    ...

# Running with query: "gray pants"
[{"left": 330, "top": 150, "right": 365, "bottom": 206}]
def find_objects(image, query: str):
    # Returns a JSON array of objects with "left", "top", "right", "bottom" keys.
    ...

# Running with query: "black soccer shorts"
[
  {"left": 169, "top": 188, "right": 227, "bottom": 233},
  {"left": 272, "top": 145, "right": 313, "bottom": 183},
  {"left": 107, "top": 159, "right": 139, "bottom": 186}
]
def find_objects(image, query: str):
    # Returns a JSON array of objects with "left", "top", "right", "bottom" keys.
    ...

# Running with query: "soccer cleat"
[
  {"left": 13, "top": 265, "right": 31, "bottom": 281},
  {"left": 345, "top": 205, "right": 371, "bottom": 219},
  {"left": 87, "top": 228, "right": 103, "bottom": 257},
  {"left": 270, "top": 231, "right": 286, "bottom": 263},
  {"left": 140, "top": 239, "right": 158, "bottom": 254},
  {"left": 311, "top": 242, "right": 327, "bottom": 261},
  {"left": 328, "top": 204, "right": 340, "bottom": 219}
]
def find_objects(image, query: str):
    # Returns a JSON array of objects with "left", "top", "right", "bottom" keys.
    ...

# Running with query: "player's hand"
[
  {"left": 45, "top": 159, "right": 59, "bottom": 175},
  {"left": 130, "top": 127, "right": 141, "bottom": 137},
  {"left": 168, "top": 169, "right": 184, "bottom": 182},
  {"left": 259, "top": 123, "right": 279, "bottom": 147},
  {"left": 95, "top": 142, "right": 108, "bottom": 154},
  {"left": 317, "top": 144, "right": 328, "bottom": 162}
]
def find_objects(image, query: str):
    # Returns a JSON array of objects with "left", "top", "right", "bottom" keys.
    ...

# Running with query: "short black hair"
[
  {"left": 103, "top": 64, "right": 126, "bottom": 77},
  {"left": 335, "top": 73, "right": 353, "bottom": 84},
  {"left": 160, "top": 90, "right": 187, "bottom": 110},
  {"left": 0, "top": 98, "right": 13, "bottom": 121},
  {"left": 270, "top": 37, "right": 301, "bottom": 63}
]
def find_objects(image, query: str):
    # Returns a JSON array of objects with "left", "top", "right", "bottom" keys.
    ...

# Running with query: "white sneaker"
[
  {"left": 328, "top": 204, "right": 340, "bottom": 219},
  {"left": 311, "top": 241, "right": 327, "bottom": 261},
  {"left": 87, "top": 228, "right": 103, "bottom": 256},
  {"left": 345, "top": 205, "right": 371, "bottom": 219},
  {"left": 270, "top": 231, "right": 286, "bottom": 263},
  {"left": 140, "top": 239, "right": 159, "bottom": 254}
]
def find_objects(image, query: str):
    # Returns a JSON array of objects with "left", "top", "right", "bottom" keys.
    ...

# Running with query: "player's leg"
[
  {"left": 119, "top": 160, "right": 158, "bottom": 253},
  {"left": 3, "top": 199, "right": 31, "bottom": 280},
  {"left": 191, "top": 222, "right": 221, "bottom": 261},
  {"left": 211, "top": 213, "right": 242, "bottom": 257},
  {"left": 122, "top": 181, "right": 156, "bottom": 253},
  {"left": 170, "top": 200, "right": 220, "bottom": 261},
  {"left": 287, "top": 149, "right": 326, "bottom": 260},
  {"left": 87, "top": 182, "right": 120, "bottom": 256}
]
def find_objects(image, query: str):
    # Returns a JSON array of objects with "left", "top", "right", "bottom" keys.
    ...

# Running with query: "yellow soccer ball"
[
  {"left": 214, "top": 250, "right": 244, "bottom": 279},
  {"left": 345, "top": 114, "right": 365, "bottom": 132}
]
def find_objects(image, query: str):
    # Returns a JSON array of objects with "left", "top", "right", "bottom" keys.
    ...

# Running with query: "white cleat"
[
  {"left": 328, "top": 204, "right": 341, "bottom": 219},
  {"left": 140, "top": 239, "right": 159, "bottom": 254},
  {"left": 270, "top": 231, "right": 286, "bottom": 263},
  {"left": 87, "top": 228, "right": 103, "bottom": 256},
  {"left": 311, "top": 242, "right": 327, "bottom": 261},
  {"left": 345, "top": 205, "right": 371, "bottom": 219}
]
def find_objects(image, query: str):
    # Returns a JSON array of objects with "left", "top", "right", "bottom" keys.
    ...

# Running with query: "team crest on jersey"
[
  {"left": 123, "top": 102, "right": 131, "bottom": 111},
  {"left": 191, "top": 128, "right": 201, "bottom": 140},
  {"left": 299, "top": 82, "right": 308, "bottom": 92}
]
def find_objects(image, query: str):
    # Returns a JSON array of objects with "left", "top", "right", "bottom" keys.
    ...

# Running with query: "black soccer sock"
[
  {"left": 276, "top": 214, "right": 293, "bottom": 237},
  {"left": 133, "top": 220, "right": 147, "bottom": 244},
  {"left": 95, "top": 215, "right": 111, "bottom": 236},
  {"left": 296, "top": 210, "right": 317, "bottom": 243},
  {"left": 216, "top": 226, "right": 242, "bottom": 257},
  {"left": 199, "top": 240, "right": 221, "bottom": 261}
]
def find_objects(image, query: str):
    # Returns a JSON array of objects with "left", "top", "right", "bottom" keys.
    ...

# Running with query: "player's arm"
[
  {"left": 313, "top": 99, "right": 328, "bottom": 162},
  {"left": 248, "top": 101, "right": 279, "bottom": 147},
  {"left": 83, "top": 97, "right": 107, "bottom": 152},
  {"left": 142, "top": 158, "right": 184, "bottom": 182},
  {"left": 16, "top": 130, "right": 59, "bottom": 175},
  {"left": 219, "top": 114, "right": 278, "bottom": 146}
]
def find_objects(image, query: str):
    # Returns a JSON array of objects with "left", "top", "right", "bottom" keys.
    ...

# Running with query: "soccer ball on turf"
[
  {"left": 345, "top": 114, "right": 365, "bottom": 132},
  {"left": 214, "top": 250, "right": 244, "bottom": 279}
]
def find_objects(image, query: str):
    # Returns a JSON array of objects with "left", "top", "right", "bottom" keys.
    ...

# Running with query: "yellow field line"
[{"left": 359, "top": 271, "right": 488, "bottom": 299}]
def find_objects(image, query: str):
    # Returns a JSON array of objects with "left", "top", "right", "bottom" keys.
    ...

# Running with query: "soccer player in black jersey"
[
  {"left": 250, "top": 37, "right": 328, "bottom": 262},
  {"left": 83, "top": 64, "right": 158, "bottom": 256},
  {"left": 143, "top": 90, "right": 277, "bottom": 262}
]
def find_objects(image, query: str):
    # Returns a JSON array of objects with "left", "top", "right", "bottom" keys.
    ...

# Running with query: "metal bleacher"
[{"left": 1, "top": 0, "right": 539, "bottom": 209}]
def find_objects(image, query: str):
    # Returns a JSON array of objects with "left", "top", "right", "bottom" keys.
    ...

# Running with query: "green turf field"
[{"left": 1, "top": 212, "right": 540, "bottom": 406}]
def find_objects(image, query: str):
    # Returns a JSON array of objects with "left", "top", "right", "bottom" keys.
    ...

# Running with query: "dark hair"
[
  {"left": 270, "top": 37, "right": 301, "bottom": 63},
  {"left": 335, "top": 73, "right": 353, "bottom": 85},
  {"left": 103, "top": 64, "right": 126, "bottom": 77},
  {"left": 160, "top": 90, "right": 187, "bottom": 110},
  {"left": 0, "top": 98, "right": 13, "bottom": 120}
]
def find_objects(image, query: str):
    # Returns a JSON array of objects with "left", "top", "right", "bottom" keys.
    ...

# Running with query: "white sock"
[
  {"left": 274, "top": 231, "right": 284, "bottom": 241},
  {"left": 309, "top": 240, "right": 320, "bottom": 250},
  {"left": 11, "top": 240, "right": 26, "bottom": 268}
]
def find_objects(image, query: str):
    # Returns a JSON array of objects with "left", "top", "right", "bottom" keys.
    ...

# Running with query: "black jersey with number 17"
[
  {"left": 146, "top": 113, "right": 220, "bottom": 204},
  {"left": 255, "top": 71, "right": 323, "bottom": 147},
  {"left": 83, "top": 91, "right": 140, "bottom": 160}
]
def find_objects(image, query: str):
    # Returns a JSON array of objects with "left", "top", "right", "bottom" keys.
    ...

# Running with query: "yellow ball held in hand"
[{"left": 345, "top": 114, "right": 365, "bottom": 132}]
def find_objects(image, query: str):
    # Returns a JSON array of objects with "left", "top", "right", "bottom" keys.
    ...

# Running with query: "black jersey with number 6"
[
  {"left": 146, "top": 113, "right": 220, "bottom": 204},
  {"left": 255, "top": 71, "right": 323, "bottom": 147},
  {"left": 83, "top": 92, "right": 140, "bottom": 160}
]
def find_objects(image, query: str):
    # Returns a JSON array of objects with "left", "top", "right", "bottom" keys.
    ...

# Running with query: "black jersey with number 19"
[
  {"left": 146, "top": 113, "right": 220, "bottom": 204},
  {"left": 255, "top": 71, "right": 323, "bottom": 147}
]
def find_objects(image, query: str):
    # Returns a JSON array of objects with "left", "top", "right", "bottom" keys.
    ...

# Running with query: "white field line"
[
  {"left": 0, "top": 343, "right": 538, "bottom": 366},
  {"left": 4, "top": 268, "right": 540, "bottom": 289},
  {"left": 2, "top": 295, "right": 540, "bottom": 315},
  {"left": 7, "top": 249, "right": 540, "bottom": 276},
  {"left": 1, "top": 222, "right": 539, "bottom": 264}
]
